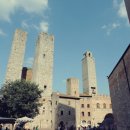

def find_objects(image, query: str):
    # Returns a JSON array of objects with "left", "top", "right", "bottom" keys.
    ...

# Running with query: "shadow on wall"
[{"left": 55, "top": 103, "right": 76, "bottom": 130}]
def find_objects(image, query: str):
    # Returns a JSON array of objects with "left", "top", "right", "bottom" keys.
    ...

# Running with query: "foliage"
[{"left": 0, "top": 80, "right": 42, "bottom": 118}]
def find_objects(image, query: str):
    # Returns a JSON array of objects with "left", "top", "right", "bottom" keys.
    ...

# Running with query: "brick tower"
[
  {"left": 5, "top": 29, "right": 27, "bottom": 82},
  {"left": 82, "top": 51, "right": 98, "bottom": 95}
]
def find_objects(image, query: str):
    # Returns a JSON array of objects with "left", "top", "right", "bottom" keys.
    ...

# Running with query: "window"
[
  {"left": 61, "top": 111, "right": 63, "bottom": 115},
  {"left": 81, "top": 104, "right": 84, "bottom": 108},
  {"left": 43, "top": 54, "right": 46, "bottom": 58},
  {"left": 43, "top": 110, "right": 45, "bottom": 114},
  {"left": 68, "top": 111, "right": 71, "bottom": 115},
  {"left": 88, "top": 121, "right": 91, "bottom": 125},
  {"left": 97, "top": 103, "right": 100, "bottom": 108},
  {"left": 44, "top": 85, "right": 47, "bottom": 89},
  {"left": 103, "top": 103, "right": 106, "bottom": 109},
  {"left": 82, "top": 112, "right": 85, "bottom": 116},
  {"left": 87, "top": 104, "right": 90, "bottom": 108},
  {"left": 88, "top": 112, "right": 91, "bottom": 116}
]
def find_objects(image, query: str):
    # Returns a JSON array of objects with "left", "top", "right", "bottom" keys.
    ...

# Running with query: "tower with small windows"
[
  {"left": 32, "top": 32, "right": 54, "bottom": 97},
  {"left": 32, "top": 33, "right": 54, "bottom": 129},
  {"left": 5, "top": 29, "right": 27, "bottom": 82},
  {"left": 82, "top": 51, "right": 98, "bottom": 95}
]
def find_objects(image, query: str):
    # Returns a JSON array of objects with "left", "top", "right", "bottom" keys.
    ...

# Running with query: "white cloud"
[
  {"left": 39, "top": 21, "right": 49, "bottom": 32},
  {"left": 0, "top": 0, "right": 48, "bottom": 22},
  {"left": 0, "top": 29, "right": 6, "bottom": 36},
  {"left": 102, "top": 23, "right": 120, "bottom": 35},
  {"left": 24, "top": 57, "right": 34, "bottom": 67},
  {"left": 101, "top": 25, "right": 107, "bottom": 29},
  {"left": 113, "top": 0, "right": 119, "bottom": 8},
  {"left": 113, "top": 0, "right": 127, "bottom": 19},
  {"left": 118, "top": 1, "right": 127, "bottom": 19},
  {"left": 21, "top": 21, "right": 29, "bottom": 29},
  {"left": 112, "top": 23, "right": 120, "bottom": 28},
  {"left": 21, "top": 20, "right": 49, "bottom": 32}
]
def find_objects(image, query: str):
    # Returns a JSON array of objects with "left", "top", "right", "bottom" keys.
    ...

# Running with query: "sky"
[{"left": 0, "top": 0, "right": 130, "bottom": 95}]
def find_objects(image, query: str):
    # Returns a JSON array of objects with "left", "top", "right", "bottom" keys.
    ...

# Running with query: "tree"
[{"left": 0, "top": 80, "right": 43, "bottom": 118}]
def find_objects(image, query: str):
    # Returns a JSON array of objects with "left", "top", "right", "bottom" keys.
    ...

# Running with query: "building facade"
[
  {"left": 108, "top": 44, "right": 130, "bottom": 130},
  {"left": 5, "top": 29, "right": 112, "bottom": 130},
  {"left": 52, "top": 78, "right": 112, "bottom": 130},
  {"left": 5, "top": 29, "right": 27, "bottom": 82},
  {"left": 124, "top": 0, "right": 130, "bottom": 22}
]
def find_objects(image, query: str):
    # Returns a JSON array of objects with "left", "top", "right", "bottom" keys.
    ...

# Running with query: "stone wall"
[
  {"left": 5, "top": 29, "right": 27, "bottom": 82},
  {"left": 82, "top": 51, "right": 97, "bottom": 95},
  {"left": 32, "top": 33, "right": 54, "bottom": 130},
  {"left": 108, "top": 45, "right": 130, "bottom": 130}
]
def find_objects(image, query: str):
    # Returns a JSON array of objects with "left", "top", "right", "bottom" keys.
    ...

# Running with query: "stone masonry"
[
  {"left": 108, "top": 45, "right": 130, "bottom": 130},
  {"left": 5, "top": 29, "right": 27, "bottom": 82},
  {"left": 5, "top": 29, "right": 112, "bottom": 130},
  {"left": 32, "top": 32, "right": 54, "bottom": 97},
  {"left": 82, "top": 51, "right": 98, "bottom": 95},
  {"left": 32, "top": 32, "right": 54, "bottom": 130}
]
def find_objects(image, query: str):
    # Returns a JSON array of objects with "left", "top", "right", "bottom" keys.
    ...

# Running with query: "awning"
[{"left": 0, "top": 117, "right": 16, "bottom": 124}]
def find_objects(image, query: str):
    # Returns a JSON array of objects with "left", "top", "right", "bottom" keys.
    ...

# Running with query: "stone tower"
[
  {"left": 5, "top": 29, "right": 27, "bottom": 82},
  {"left": 82, "top": 51, "right": 97, "bottom": 95},
  {"left": 32, "top": 32, "right": 54, "bottom": 97},
  {"left": 66, "top": 78, "right": 79, "bottom": 97},
  {"left": 32, "top": 33, "right": 54, "bottom": 129}
]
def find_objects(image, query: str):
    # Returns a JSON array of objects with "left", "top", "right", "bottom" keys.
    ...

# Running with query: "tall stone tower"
[
  {"left": 82, "top": 51, "right": 97, "bottom": 95},
  {"left": 32, "top": 32, "right": 54, "bottom": 97},
  {"left": 32, "top": 33, "right": 54, "bottom": 129},
  {"left": 5, "top": 29, "right": 27, "bottom": 82},
  {"left": 66, "top": 78, "right": 79, "bottom": 97}
]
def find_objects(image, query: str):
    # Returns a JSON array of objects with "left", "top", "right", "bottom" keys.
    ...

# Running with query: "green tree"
[{"left": 0, "top": 80, "right": 42, "bottom": 118}]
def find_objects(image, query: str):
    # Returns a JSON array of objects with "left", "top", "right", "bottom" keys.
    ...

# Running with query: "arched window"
[
  {"left": 103, "top": 103, "right": 106, "bottom": 109},
  {"left": 81, "top": 104, "right": 84, "bottom": 108},
  {"left": 88, "top": 112, "right": 91, "bottom": 116},
  {"left": 87, "top": 104, "right": 90, "bottom": 108},
  {"left": 97, "top": 103, "right": 100, "bottom": 108},
  {"left": 68, "top": 111, "right": 71, "bottom": 115},
  {"left": 61, "top": 110, "right": 63, "bottom": 115},
  {"left": 81, "top": 112, "right": 85, "bottom": 116}
]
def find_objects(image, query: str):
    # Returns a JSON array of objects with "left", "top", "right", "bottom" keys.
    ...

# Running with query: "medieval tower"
[
  {"left": 32, "top": 32, "right": 54, "bottom": 97},
  {"left": 66, "top": 78, "right": 79, "bottom": 97},
  {"left": 5, "top": 29, "right": 27, "bottom": 82},
  {"left": 82, "top": 51, "right": 97, "bottom": 95},
  {"left": 32, "top": 32, "right": 54, "bottom": 129}
]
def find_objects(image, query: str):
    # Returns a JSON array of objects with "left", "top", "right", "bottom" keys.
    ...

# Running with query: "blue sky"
[{"left": 0, "top": 0, "right": 130, "bottom": 95}]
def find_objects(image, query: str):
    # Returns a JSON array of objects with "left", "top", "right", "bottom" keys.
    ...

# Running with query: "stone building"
[
  {"left": 5, "top": 29, "right": 112, "bottom": 130},
  {"left": 5, "top": 29, "right": 27, "bottom": 81},
  {"left": 108, "top": 44, "right": 130, "bottom": 130},
  {"left": 82, "top": 51, "right": 97, "bottom": 95},
  {"left": 124, "top": 0, "right": 130, "bottom": 22},
  {"left": 21, "top": 67, "right": 32, "bottom": 81},
  {"left": 32, "top": 32, "right": 54, "bottom": 130}
]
